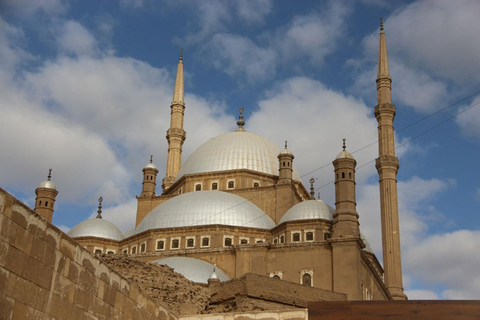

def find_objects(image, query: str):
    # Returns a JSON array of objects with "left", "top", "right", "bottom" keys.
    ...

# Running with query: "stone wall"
[
  {"left": 0, "top": 187, "right": 175, "bottom": 320},
  {"left": 180, "top": 309, "right": 308, "bottom": 320}
]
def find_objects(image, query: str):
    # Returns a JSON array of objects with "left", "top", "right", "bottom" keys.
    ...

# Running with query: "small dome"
[
  {"left": 38, "top": 180, "right": 56, "bottom": 190},
  {"left": 279, "top": 199, "right": 334, "bottom": 224},
  {"left": 145, "top": 162, "right": 157, "bottom": 169},
  {"left": 153, "top": 257, "right": 230, "bottom": 284},
  {"left": 134, "top": 191, "right": 275, "bottom": 235},
  {"left": 209, "top": 269, "right": 219, "bottom": 280},
  {"left": 68, "top": 218, "right": 125, "bottom": 241},
  {"left": 176, "top": 131, "right": 300, "bottom": 181},
  {"left": 336, "top": 150, "right": 354, "bottom": 159}
]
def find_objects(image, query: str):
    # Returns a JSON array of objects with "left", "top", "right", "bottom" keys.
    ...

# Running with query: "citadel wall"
[{"left": 0, "top": 187, "right": 174, "bottom": 320}]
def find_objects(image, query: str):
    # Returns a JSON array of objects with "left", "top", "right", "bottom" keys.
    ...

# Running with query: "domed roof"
[
  {"left": 279, "top": 199, "right": 334, "bottom": 224},
  {"left": 133, "top": 191, "right": 275, "bottom": 235},
  {"left": 145, "top": 162, "right": 157, "bottom": 169},
  {"left": 67, "top": 218, "right": 125, "bottom": 241},
  {"left": 336, "top": 150, "right": 354, "bottom": 160},
  {"left": 153, "top": 257, "right": 230, "bottom": 284},
  {"left": 176, "top": 131, "right": 300, "bottom": 180},
  {"left": 38, "top": 180, "right": 56, "bottom": 190}
]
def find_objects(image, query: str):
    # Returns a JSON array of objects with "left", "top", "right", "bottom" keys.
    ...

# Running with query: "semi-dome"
[
  {"left": 153, "top": 257, "right": 230, "bottom": 284},
  {"left": 68, "top": 218, "right": 125, "bottom": 241},
  {"left": 279, "top": 199, "right": 334, "bottom": 224},
  {"left": 176, "top": 131, "right": 300, "bottom": 180},
  {"left": 134, "top": 191, "right": 275, "bottom": 235}
]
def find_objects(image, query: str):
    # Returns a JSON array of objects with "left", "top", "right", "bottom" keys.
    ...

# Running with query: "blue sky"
[{"left": 1, "top": 0, "right": 480, "bottom": 299}]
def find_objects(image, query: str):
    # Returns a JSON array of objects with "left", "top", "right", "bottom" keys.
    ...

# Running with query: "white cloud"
[
  {"left": 55, "top": 20, "right": 98, "bottom": 56},
  {"left": 274, "top": 1, "right": 351, "bottom": 65},
  {"left": 383, "top": 0, "right": 480, "bottom": 85},
  {"left": 203, "top": 33, "right": 277, "bottom": 82},
  {"left": 405, "top": 230, "right": 480, "bottom": 299},
  {"left": 235, "top": 0, "right": 272, "bottom": 25},
  {"left": 0, "top": 18, "right": 35, "bottom": 72},
  {"left": 405, "top": 289, "right": 439, "bottom": 300},
  {"left": 88, "top": 199, "right": 138, "bottom": 232},
  {"left": 120, "top": 0, "right": 144, "bottom": 9},
  {"left": 455, "top": 96, "right": 480, "bottom": 140},
  {"left": 248, "top": 76, "right": 379, "bottom": 203}
]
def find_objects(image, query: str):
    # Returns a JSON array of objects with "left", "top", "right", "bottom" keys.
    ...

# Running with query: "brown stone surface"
[{"left": 308, "top": 300, "right": 480, "bottom": 320}]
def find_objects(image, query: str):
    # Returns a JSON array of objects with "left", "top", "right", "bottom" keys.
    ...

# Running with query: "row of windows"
[
  {"left": 194, "top": 181, "right": 260, "bottom": 191},
  {"left": 123, "top": 236, "right": 266, "bottom": 254},
  {"left": 37, "top": 200, "right": 52, "bottom": 208},
  {"left": 145, "top": 175, "right": 155, "bottom": 181},
  {"left": 94, "top": 248, "right": 116, "bottom": 254},
  {"left": 337, "top": 172, "right": 353, "bottom": 180},
  {"left": 270, "top": 270, "right": 313, "bottom": 287},
  {"left": 273, "top": 231, "right": 317, "bottom": 244}
]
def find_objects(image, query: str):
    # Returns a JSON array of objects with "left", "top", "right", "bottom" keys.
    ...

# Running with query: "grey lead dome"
[
  {"left": 279, "top": 199, "right": 334, "bottom": 224},
  {"left": 68, "top": 218, "right": 125, "bottom": 241},
  {"left": 153, "top": 257, "right": 230, "bottom": 284},
  {"left": 176, "top": 131, "right": 301, "bottom": 180},
  {"left": 133, "top": 191, "right": 275, "bottom": 235},
  {"left": 38, "top": 180, "right": 56, "bottom": 190}
]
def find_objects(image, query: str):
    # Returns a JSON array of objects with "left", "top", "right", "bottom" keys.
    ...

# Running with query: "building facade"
[{"left": 35, "top": 22, "right": 406, "bottom": 301}]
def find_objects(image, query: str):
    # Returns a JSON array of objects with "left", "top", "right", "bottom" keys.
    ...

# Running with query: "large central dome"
[{"left": 176, "top": 131, "right": 300, "bottom": 180}]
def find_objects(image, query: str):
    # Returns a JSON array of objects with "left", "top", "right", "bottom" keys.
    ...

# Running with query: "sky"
[{"left": 1, "top": 0, "right": 480, "bottom": 300}]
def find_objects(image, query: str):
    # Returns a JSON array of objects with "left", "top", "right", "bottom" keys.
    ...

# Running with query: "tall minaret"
[
  {"left": 375, "top": 19, "right": 407, "bottom": 300},
  {"left": 162, "top": 49, "right": 186, "bottom": 191}
]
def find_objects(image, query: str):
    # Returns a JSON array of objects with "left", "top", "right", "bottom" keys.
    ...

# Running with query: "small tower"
[
  {"left": 332, "top": 139, "right": 360, "bottom": 238},
  {"left": 34, "top": 169, "right": 58, "bottom": 222},
  {"left": 141, "top": 155, "right": 159, "bottom": 197},
  {"left": 375, "top": 18, "right": 407, "bottom": 300},
  {"left": 278, "top": 141, "right": 294, "bottom": 184},
  {"left": 163, "top": 49, "right": 186, "bottom": 191}
]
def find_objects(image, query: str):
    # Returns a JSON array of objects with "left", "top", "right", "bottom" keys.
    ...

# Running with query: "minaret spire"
[
  {"left": 163, "top": 49, "right": 187, "bottom": 191},
  {"left": 374, "top": 19, "right": 407, "bottom": 300}
]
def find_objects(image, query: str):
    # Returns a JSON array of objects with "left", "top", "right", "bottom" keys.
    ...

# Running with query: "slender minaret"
[
  {"left": 278, "top": 141, "right": 294, "bottom": 184},
  {"left": 332, "top": 139, "right": 360, "bottom": 238},
  {"left": 34, "top": 169, "right": 58, "bottom": 222},
  {"left": 375, "top": 19, "right": 407, "bottom": 300},
  {"left": 162, "top": 49, "right": 186, "bottom": 191},
  {"left": 141, "top": 155, "right": 159, "bottom": 197}
]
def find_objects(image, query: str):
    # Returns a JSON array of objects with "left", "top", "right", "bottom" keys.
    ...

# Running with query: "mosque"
[{"left": 32, "top": 22, "right": 406, "bottom": 301}]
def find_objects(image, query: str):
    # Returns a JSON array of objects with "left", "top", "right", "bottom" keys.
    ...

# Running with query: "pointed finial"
[
  {"left": 285, "top": 141, "right": 288, "bottom": 149},
  {"left": 96, "top": 196, "right": 103, "bottom": 219},
  {"left": 150, "top": 155, "right": 153, "bottom": 163},
  {"left": 179, "top": 48, "right": 183, "bottom": 61},
  {"left": 318, "top": 192, "right": 321, "bottom": 200},
  {"left": 236, "top": 107, "right": 246, "bottom": 131},
  {"left": 342, "top": 138, "right": 346, "bottom": 151},
  {"left": 309, "top": 177, "right": 315, "bottom": 200},
  {"left": 380, "top": 18, "right": 384, "bottom": 32},
  {"left": 47, "top": 168, "right": 52, "bottom": 181}
]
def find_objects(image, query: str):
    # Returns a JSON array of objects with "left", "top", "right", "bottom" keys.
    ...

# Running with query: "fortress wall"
[{"left": 0, "top": 187, "right": 176, "bottom": 320}]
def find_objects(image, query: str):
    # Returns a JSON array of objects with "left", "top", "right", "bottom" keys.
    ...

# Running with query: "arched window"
[
  {"left": 187, "top": 238, "right": 194, "bottom": 248},
  {"left": 349, "top": 172, "right": 352, "bottom": 179},
  {"left": 273, "top": 238, "right": 278, "bottom": 244},
  {"left": 157, "top": 240, "right": 164, "bottom": 250},
  {"left": 202, "top": 237, "right": 210, "bottom": 247},
  {"left": 94, "top": 249, "right": 102, "bottom": 254},
  {"left": 283, "top": 161, "right": 286, "bottom": 166},
  {"left": 195, "top": 184, "right": 202, "bottom": 191},
  {"left": 288, "top": 162, "right": 290, "bottom": 167},
  {"left": 107, "top": 251, "right": 114, "bottom": 255},
  {"left": 224, "top": 238, "right": 232, "bottom": 246},
  {"left": 131, "top": 247, "right": 137, "bottom": 254},
  {"left": 302, "top": 273, "right": 312, "bottom": 287},
  {"left": 342, "top": 172, "right": 345, "bottom": 179},
  {"left": 306, "top": 232, "right": 314, "bottom": 241},
  {"left": 171, "top": 239, "right": 179, "bottom": 249},
  {"left": 140, "top": 243, "right": 146, "bottom": 252},
  {"left": 273, "top": 275, "right": 281, "bottom": 280},
  {"left": 45, "top": 201, "right": 48, "bottom": 207},
  {"left": 240, "top": 239, "right": 248, "bottom": 245},
  {"left": 280, "top": 235, "right": 285, "bottom": 243},
  {"left": 324, "top": 233, "right": 331, "bottom": 240},
  {"left": 212, "top": 182, "right": 218, "bottom": 190},
  {"left": 122, "top": 249, "right": 127, "bottom": 254},
  {"left": 39, "top": 201, "right": 42, "bottom": 206},
  {"left": 228, "top": 180, "right": 234, "bottom": 189},
  {"left": 253, "top": 182, "right": 259, "bottom": 188},
  {"left": 293, "top": 233, "right": 300, "bottom": 242}
]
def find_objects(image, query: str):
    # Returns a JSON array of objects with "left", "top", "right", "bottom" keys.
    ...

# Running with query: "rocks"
[{"left": 99, "top": 254, "right": 210, "bottom": 315}]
